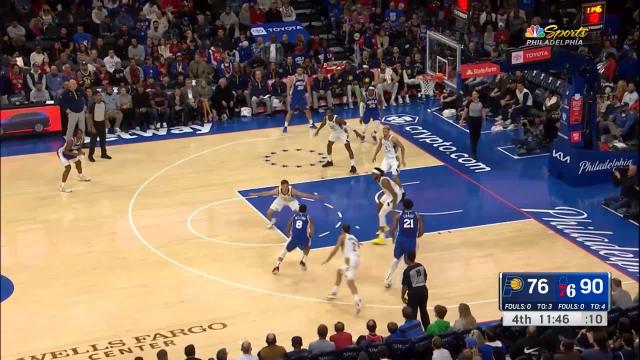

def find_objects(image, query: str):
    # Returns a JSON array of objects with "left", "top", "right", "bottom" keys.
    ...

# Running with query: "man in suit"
[{"left": 181, "top": 79, "right": 201, "bottom": 124}]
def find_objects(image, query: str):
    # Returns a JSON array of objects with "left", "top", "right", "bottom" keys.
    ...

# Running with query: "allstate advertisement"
[
  {"left": 250, "top": 21, "right": 310, "bottom": 42},
  {"left": 549, "top": 139, "right": 637, "bottom": 186}
]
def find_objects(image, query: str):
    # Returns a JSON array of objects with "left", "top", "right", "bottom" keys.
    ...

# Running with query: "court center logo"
[{"left": 382, "top": 114, "right": 419, "bottom": 125}]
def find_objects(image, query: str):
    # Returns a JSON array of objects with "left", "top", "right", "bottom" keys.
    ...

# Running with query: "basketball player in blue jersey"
[
  {"left": 57, "top": 128, "right": 91, "bottom": 192},
  {"left": 359, "top": 86, "right": 384, "bottom": 143},
  {"left": 385, "top": 198, "right": 424, "bottom": 288},
  {"left": 272, "top": 204, "right": 315, "bottom": 274},
  {"left": 283, "top": 67, "right": 316, "bottom": 133}
]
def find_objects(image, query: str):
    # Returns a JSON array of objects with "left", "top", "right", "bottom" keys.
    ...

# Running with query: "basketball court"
[{"left": 2, "top": 112, "right": 638, "bottom": 360}]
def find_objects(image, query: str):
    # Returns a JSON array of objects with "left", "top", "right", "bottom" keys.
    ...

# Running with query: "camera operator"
[
  {"left": 603, "top": 165, "right": 638, "bottom": 218},
  {"left": 513, "top": 116, "right": 544, "bottom": 155}
]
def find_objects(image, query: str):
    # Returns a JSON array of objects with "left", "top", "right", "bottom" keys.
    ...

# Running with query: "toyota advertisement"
[{"left": 0, "top": 104, "right": 62, "bottom": 136}]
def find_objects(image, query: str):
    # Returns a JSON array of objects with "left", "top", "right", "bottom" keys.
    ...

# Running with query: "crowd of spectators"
[{"left": 128, "top": 282, "right": 638, "bottom": 360}]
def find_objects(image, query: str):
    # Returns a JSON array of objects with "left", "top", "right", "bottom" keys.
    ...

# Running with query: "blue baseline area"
[
  {"left": 2, "top": 99, "right": 637, "bottom": 278},
  {"left": 237, "top": 166, "right": 527, "bottom": 249}
]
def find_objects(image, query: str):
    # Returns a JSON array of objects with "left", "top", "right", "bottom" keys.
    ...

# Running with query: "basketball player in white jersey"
[
  {"left": 314, "top": 107, "right": 363, "bottom": 175},
  {"left": 249, "top": 179, "right": 319, "bottom": 228},
  {"left": 371, "top": 168, "right": 402, "bottom": 245},
  {"left": 322, "top": 224, "right": 363, "bottom": 314},
  {"left": 372, "top": 125, "right": 406, "bottom": 193},
  {"left": 283, "top": 67, "right": 316, "bottom": 133},
  {"left": 57, "top": 127, "right": 91, "bottom": 192},
  {"left": 359, "top": 86, "right": 384, "bottom": 143}
]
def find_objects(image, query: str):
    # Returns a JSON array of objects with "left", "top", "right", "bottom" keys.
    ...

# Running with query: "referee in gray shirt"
[
  {"left": 87, "top": 92, "right": 112, "bottom": 162},
  {"left": 461, "top": 89, "right": 485, "bottom": 160}
]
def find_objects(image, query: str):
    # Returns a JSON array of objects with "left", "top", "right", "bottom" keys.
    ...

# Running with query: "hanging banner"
[{"left": 569, "top": 94, "right": 583, "bottom": 125}]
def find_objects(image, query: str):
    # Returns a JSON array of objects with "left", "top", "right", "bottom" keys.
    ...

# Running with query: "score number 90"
[{"left": 527, "top": 278, "right": 605, "bottom": 297}]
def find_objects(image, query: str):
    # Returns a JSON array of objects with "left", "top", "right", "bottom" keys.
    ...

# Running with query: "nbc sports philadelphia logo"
[{"left": 525, "top": 25, "right": 589, "bottom": 46}]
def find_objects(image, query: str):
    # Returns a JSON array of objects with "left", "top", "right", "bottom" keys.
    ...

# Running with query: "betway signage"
[
  {"left": 83, "top": 123, "right": 214, "bottom": 144},
  {"left": 523, "top": 207, "right": 639, "bottom": 276},
  {"left": 382, "top": 114, "right": 491, "bottom": 173},
  {"left": 510, "top": 46, "right": 552, "bottom": 65},
  {"left": 460, "top": 62, "right": 500, "bottom": 79},
  {"left": 250, "top": 21, "right": 310, "bottom": 42},
  {"left": 548, "top": 139, "right": 637, "bottom": 186}
]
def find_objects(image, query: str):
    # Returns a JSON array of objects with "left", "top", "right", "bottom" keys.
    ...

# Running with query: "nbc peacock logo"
[{"left": 525, "top": 25, "right": 545, "bottom": 38}]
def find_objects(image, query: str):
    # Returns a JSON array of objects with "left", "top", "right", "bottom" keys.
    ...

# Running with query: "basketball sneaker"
[
  {"left": 267, "top": 218, "right": 276, "bottom": 229},
  {"left": 372, "top": 228, "right": 388, "bottom": 245},
  {"left": 59, "top": 184, "right": 72, "bottom": 193},
  {"left": 349, "top": 165, "right": 357, "bottom": 174},
  {"left": 355, "top": 299, "right": 362, "bottom": 314},
  {"left": 309, "top": 123, "right": 318, "bottom": 129},
  {"left": 282, "top": 127, "right": 288, "bottom": 133},
  {"left": 322, "top": 161, "right": 334, "bottom": 168},
  {"left": 77, "top": 174, "right": 91, "bottom": 182},
  {"left": 384, "top": 280, "right": 392, "bottom": 288},
  {"left": 272, "top": 266, "right": 279, "bottom": 274},
  {"left": 327, "top": 292, "right": 337, "bottom": 300},
  {"left": 299, "top": 260, "right": 307, "bottom": 271}
]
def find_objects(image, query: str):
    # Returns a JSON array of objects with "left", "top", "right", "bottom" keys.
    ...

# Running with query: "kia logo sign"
[
  {"left": 552, "top": 149, "right": 570, "bottom": 164},
  {"left": 382, "top": 114, "right": 419, "bottom": 125}
]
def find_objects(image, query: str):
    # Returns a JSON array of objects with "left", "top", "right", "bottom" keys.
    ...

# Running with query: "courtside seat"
[
  {"left": 338, "top": 346, "right": 361, "bottom": 360},
  {"left": 440, "top": 331, "right": 465, "bottom": 358},
  {"left": 310, "top": 350, "right": 339, "bottom": 360},
  {"left": 388, "top": 338, "right": 414, "bottom": 360},
  {"left": 364, "top": 342, "right": 383, "bottom": 360}
]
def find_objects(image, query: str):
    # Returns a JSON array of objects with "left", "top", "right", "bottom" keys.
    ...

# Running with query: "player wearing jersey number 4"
[
  {"left": 385, "top": 198, "right": 424, "bottom": 288},
  {"left": 372, "top": 125, "right": 406, "bottom": 196},
  {"left": 272, "top": 204, "right": 315, "bottom": 274},
  {"left": 249, "top": 179, "right": 319, "bottom": 228},
  {"left": 322, "top": 224, "right": 363, "bottom": 314},
  {"left": 371, "top": 167, "right": 402, "bottom": 245},
  {"left": 314, "top": 107, "right": 364, "bottom": 175},
  {"left": 283, "top": 67, "right": 317, "bottom": 133}
]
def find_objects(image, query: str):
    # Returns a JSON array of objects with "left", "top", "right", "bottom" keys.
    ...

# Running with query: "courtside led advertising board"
[{"left": 500, "top": 272, "right": 610, "bottom": 326}]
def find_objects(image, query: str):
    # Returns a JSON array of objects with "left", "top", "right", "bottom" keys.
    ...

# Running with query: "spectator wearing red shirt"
[
  {"left": 351, "top": 5, "right": 370, "bottom": 26},
  {"left": 329, "top": 322, "right": 353, "bottom": 350},
  {"left": 494, "top": 22, "right": 510, "bottom": 51},
  {"left": 250, "top": 4, "right": 266, "bottom": 24},
  {"left": 8, "top": 64, "right": 25, "bottom": 96},
  {"left": 602, "top": 54, "right": 618, "bottom": 83},
  {"left": 364, "top": 320, "right": 383, "bottom": 344}
]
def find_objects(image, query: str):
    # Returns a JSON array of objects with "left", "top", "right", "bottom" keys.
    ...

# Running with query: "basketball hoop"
[{"left": 416, "top": 73, "right": 445, "bottom": 96}]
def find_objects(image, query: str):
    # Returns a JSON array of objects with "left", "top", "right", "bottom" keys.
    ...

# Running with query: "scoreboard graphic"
[{"left": 500, "top": 272, "right": 610, "bottom": 326}]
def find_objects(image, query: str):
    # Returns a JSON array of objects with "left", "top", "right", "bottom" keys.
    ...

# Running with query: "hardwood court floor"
[{"left": 1, "top": 121, "right": 637, "bottom": 360}]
